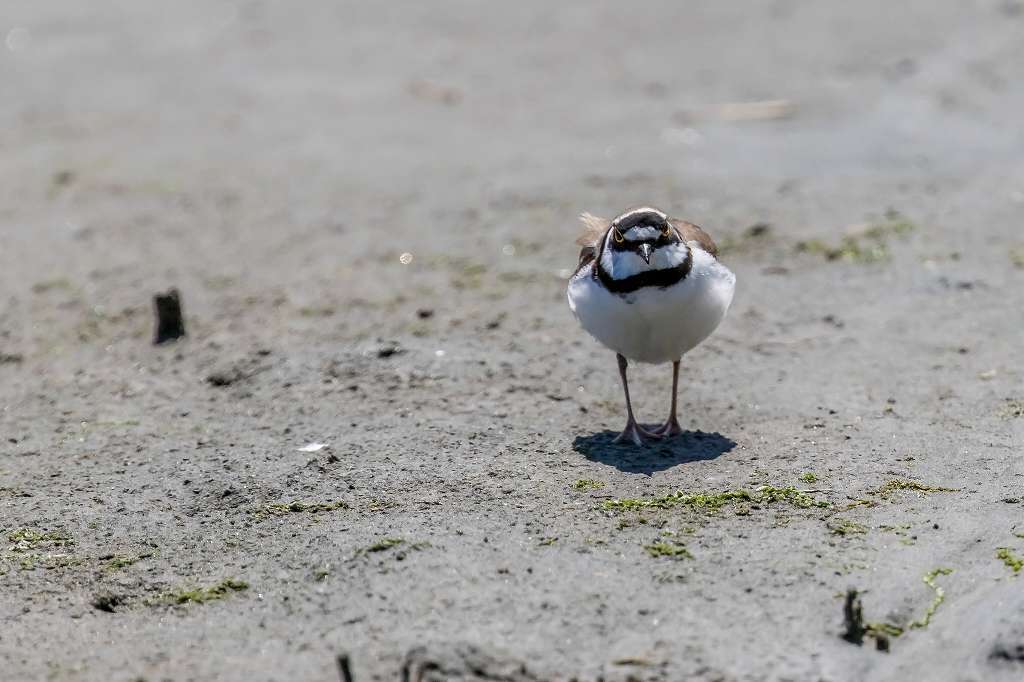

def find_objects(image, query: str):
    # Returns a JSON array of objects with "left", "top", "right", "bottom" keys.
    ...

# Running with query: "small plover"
[{"left": 567, "top": 207, "right": 736, "bottom": 445}]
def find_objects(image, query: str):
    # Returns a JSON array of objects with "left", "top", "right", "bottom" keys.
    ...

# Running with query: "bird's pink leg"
[
  {"left": 612, "top": 354, "right": 657, "bottom": 445},
  {"left": 650, "top": 360, "right": 685, "bottom": 437}
]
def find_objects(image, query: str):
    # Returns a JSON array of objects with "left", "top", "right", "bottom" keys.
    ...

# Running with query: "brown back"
[
  {"left": 671, "top": 219, "right": 718, "bottom": 258},
  {"left": 575, "top": 212, "right": 611, "bottom": 247}
]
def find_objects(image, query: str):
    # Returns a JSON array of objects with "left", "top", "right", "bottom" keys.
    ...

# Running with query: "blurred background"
[{"left": 3, "top": 0, "right": 1023, "bottom": 330}]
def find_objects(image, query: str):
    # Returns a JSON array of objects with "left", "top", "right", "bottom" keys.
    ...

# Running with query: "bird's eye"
[
  {"left": 613, "top": 230, "right": 624, "bottom": 244},
  {"left": 662, "top": 224, "right": 673, "bottom": 237}
]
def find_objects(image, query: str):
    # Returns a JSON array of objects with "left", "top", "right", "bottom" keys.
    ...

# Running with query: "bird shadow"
[{"left": 572, "top": 429, "right": 736, "bottom": 474}]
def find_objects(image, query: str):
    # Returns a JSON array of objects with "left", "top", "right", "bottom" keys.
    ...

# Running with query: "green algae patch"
[
  {"left": 796, "top": 237, "right": 888, "bottom": 263},
  {"left": 867, "top": 567, "right": 954, "bottom": 639},
  {"left": 572, "top": 479, "right": 605, "bottom": 491},
  {"left": 7, "top": 528, "right": 74, "bottom": 551},
  {"left": 366, "top": 498, "right": 399, "bottom": 513},
  {"left": 862, "top": 217, "right": 916, "bottom": 240},
  {"left": 155, "top": 578, "right": 249, "bottom": 606},
  {"left": 100, "top": 551, "right": 154, "bottom": 572},
  {"left": 998, "top": 399, "right": 1024, "bottom": 419},
  {"left": 354, "top": 537, "right": 429, "bottom": 561},
  {"left": 800, "top": 472, "right": 818, "bottom": 484},
  {"left": 603, "top": 486, "right": 827, "bottom": 513},
  {"left": 873, "top": 479, "right": 959, "bottom": 499},
  {"left": 15, "top": 553, "right": 83, "bottom": 571},
  {"left": 605, "top": 489, "right": 751, "bottom": 512},
  {"left": 364, "top": 538, "right": 404, "bottom": 553},
  {"left": 758, "top": 486, "right": 829, "bottom": 508},
  {"left": 866, "top": 621, "right": 905, "bottom": 639},
  {"left": 298, "top": 305, "right": 336, "bottom": 318},
  {"left": 4, "top": 529, "right": 78, "bottom": 569},
  {"left": 87, "top": 419, "right": 141, "bottom": 429},
  {"left": 538, "top": 537, "right": 558, "bottom": 546},
  {"left": 103, "top": 553, "right": 153, "bottom": 573},
  {"left": 996, "top": 547, "right": 1023, "bottom": 574},
  {"left": 828, "top": 519, "right": 869, "bottom": 536},
  {"left": 1011, "top": 248, "right": 1024, "bottom": 269},
  {"left": 842, "top": 498, "right": 878, "bottom": 511},
  {"left": 31, "top": 278, "right": 74, "bottom": 294},
  {"left": 908, "top": 568, "right": 953, "bottom": 630},
  {"left": 643, "top": 540, "right": 693, "bottom": 560},
  {"left": 796, "top": 215, "right": 916, "bottom": 264}
]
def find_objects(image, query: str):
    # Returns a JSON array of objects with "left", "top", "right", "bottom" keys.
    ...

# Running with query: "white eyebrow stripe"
[
  {"left": 625, "top": 226, "right": 660, "bottom": 240},
  {"left": 614, "top": 207, "right": 667, "bottom": 225}
]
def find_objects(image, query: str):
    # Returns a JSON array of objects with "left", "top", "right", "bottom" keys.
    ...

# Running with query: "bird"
[{"left": 567, "top": 207, "right": 736, "bottom": 445}]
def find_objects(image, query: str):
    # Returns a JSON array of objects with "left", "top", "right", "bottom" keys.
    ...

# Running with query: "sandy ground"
[{"left": 2, "top": 1, "right": 1024, "bottom": 680}]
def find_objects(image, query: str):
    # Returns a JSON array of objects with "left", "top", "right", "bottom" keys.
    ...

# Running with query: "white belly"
[{"left": 567, "top": 249, "right": 736, "bottom": 363}]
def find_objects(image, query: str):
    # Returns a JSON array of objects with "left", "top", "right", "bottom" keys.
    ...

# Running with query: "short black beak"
[{"left": 638, "top": 243, "right": 653, "bottom": 264}]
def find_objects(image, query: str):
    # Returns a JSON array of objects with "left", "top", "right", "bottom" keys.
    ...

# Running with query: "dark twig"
[
  {"left": 841, "top": 588, "right": 866, "bottom": 646},
  {"left": 153, "top": 288, "right": 186, "bottom": 344},
  {"left": 336, "top": 653, "right": 354, "bottom": 682}
]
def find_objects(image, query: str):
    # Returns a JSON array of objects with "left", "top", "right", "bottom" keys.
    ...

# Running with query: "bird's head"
[
  {"left": 605, "top": 207, "right": 680, "bottom": 265},
  {"left": 591, "top": 207, "right": 689, "bottom": 282}
]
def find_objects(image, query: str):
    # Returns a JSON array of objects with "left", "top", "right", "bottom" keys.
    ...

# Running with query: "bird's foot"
[
  {"left": 613, "top": 420, "right": 658, "bottom": 446},
  {"left": 649, "top": 417, "right": 685, "bottom": 438}
]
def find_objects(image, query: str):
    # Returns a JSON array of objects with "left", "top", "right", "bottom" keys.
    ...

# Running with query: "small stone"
[{"left": 376, "top": 344, "right": 403, "bottom": 358}]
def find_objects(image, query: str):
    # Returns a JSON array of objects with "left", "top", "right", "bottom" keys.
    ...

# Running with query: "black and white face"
[{"left": 599, "top": 208, "right": 689, "bottom": 279}]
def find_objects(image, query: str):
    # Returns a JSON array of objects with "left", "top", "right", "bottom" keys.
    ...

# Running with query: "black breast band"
[{"left": 595, "top": 249, "right": 693, "bottom": 294}]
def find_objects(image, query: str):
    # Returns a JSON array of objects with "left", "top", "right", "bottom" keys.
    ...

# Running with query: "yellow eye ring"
[
  {"left": 662, "top": 225, "right": 673, "bottom": 237},
  {"left": 613, "top": 230, "right": 624, "bottom": 244}
]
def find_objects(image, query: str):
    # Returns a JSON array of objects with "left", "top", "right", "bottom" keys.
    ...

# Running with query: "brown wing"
[
  {"left": 575, "top": 212, "right": 611, "bottom": 247},
  {"left": 572, "top": 245, "right": 596, "bottom": 277},
  {"left": 671, "top": 219, "right": 719, "bottom": 258}
]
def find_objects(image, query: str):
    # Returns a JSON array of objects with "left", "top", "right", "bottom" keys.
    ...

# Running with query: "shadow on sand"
[{"left": 572, "top": 429, "right": 736, "bottom": 474}]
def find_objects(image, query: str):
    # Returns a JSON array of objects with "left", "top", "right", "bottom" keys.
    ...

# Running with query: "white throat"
[{"left": 600, "top": 240, "right": 689, "bottom": 280}]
